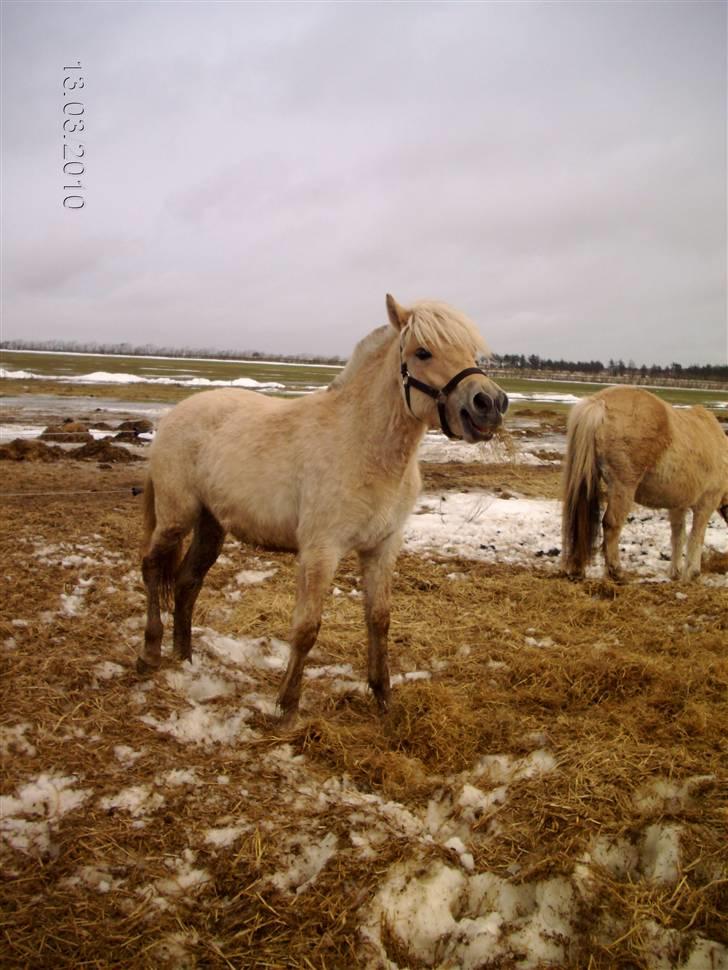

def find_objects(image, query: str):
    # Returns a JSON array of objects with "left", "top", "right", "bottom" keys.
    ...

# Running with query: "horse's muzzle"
[{"left": 458, "top": 388, "right": 508, "bottom": 442}]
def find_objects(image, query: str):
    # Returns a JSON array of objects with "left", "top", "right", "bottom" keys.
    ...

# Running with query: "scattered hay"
[{"left": 0, "top": 456, "right": 726, "bottom": 969}]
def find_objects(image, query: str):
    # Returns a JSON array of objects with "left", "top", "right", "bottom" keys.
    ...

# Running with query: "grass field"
[
  {"left": 2, "top": 350, "right": 727, "bottom": 410},
  {"left": 1, "top": 350, "right": 343, "bottom": 390}
]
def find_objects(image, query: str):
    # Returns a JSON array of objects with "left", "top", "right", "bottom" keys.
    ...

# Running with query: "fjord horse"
[
  {"left": 562, "top": 386, "right": 728, "bottom": 581},
  {"left": 137, "top": 295, "right": 508, "bottom": 723}
]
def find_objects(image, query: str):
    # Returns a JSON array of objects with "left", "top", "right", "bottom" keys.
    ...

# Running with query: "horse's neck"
[{"left": 338, "top": 336, "right": 425, "bottom": 475}]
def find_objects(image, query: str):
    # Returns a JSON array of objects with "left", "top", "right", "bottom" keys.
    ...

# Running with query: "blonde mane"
[
  {"left": 328, "top": 325, "right": 395, "bottom": 390},
  {"left": 404, "top": 300, "right": 490, "bottom": 358},
  {"left": 330, "top": 300, "right": 490, "bottom": 392}
]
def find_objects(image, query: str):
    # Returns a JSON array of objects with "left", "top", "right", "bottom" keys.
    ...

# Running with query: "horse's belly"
[
  {"left": 210, "top": 482, "right": 299, "bottom": 552},
  {"left": 635, "top": 474, "right": 692, "bottom": 510},
  {"left": 224, "top": 513, "right": 298, "bottom": 552}
]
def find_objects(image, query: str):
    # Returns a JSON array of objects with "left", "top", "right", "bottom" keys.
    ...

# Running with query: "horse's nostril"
[
  {"left": 498, "top": 392, "right": 509, "bottom": 414},
  {"left": 473, "top": 392, "right": 493, "bottom": 414}
]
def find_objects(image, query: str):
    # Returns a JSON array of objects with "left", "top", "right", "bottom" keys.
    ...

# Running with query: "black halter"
[{"left": 400, "top": 360, "right": 490, "bottom": 440}]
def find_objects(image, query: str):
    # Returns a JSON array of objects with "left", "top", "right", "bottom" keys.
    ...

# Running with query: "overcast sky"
[{"left": 1, "top": 0, "right": 726, "bottom": 365}]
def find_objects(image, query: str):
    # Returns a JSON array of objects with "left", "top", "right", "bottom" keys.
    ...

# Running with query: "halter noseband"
[{"left": 400, "top": 359, "right": 490, "bottom": 440}]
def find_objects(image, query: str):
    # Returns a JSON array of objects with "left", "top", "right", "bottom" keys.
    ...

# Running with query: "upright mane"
[
  {"left": 405, "top": 300, "right": 490, "bottom": 358},
  {"left": 328, "top": 325, "right": 395, "bottom": 390},
  {"left": 330, "top": 300, "right": 490, "bottom": 392}
]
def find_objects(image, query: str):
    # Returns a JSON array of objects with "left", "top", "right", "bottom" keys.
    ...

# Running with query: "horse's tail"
[
  {"left": 141, "top": 475, "right": 181, "bottom": 608},
  {"left": 561, "top": 399, "right": 603, "bottom": 576}
]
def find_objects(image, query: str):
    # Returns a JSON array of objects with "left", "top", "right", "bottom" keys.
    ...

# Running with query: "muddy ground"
[{"left": 0, "top": 406, "right": 726, "bottom": 970}]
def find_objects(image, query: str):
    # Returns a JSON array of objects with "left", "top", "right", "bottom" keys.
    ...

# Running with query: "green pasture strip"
[
  {"left": 0, "top": 379, "right": 199, "bottom": 406},
  {"left": 498, "top": 376, "right": 728, "bottom": 409},
  {"left": 1, "top": 350, "right": 342, "bottom": 388},
  {"left": 2, "top": 351, "right": 726, "bottom": 410}
]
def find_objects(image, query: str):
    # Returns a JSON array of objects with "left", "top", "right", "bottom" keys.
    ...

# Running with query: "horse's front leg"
[
  {"left": 668, "top": 508, "right": 687, "bottom": 580},
  {"left": 683, "top": 502, "right": 714, "bottom": 581},
  {"left": 277, "top": 547, "right": 340, "bottom": 727},
  {"left": 359, "top": 531, "right": 402, "bottom": 716}
]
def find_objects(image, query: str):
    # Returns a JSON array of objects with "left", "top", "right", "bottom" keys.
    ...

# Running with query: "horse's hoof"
[
  {"left": 135, "top": 656, "right": 160, "bottom": 676},
  {"left": 277, "top": 708, "right": 298, "bottom": 731},
  {"left": 373, "top": 693, "right": 390, "bottom": 716}
]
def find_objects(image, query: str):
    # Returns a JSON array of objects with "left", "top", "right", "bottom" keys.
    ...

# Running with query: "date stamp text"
[{"left": 62, "top": 62, "right": 85, "bottom": 209}]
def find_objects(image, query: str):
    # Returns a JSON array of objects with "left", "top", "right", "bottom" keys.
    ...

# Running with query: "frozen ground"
[{"left": 2, "top": 396, "right": 727, "bottom": 967}]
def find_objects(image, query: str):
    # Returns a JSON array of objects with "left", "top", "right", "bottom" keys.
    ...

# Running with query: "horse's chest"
[{"left": 352, "top": 480, "right": 418, "bottom": 550}]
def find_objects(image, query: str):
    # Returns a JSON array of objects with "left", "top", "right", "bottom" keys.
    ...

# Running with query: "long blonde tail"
[
  {"left": 141, "top": 475, "right": 181, "bottom": 608},
  {"left": 561, "top": 400, "right": 603, "bottom": 575}
]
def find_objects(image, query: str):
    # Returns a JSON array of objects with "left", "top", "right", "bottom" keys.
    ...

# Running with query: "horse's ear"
[{"left": 386, "top": 294, "right": 410, "bottom": 331}]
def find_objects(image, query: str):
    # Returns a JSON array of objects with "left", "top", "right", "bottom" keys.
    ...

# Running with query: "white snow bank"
[
  {"left": 0, "top": 367, "right": 284, "bottom": 391},
  {"left": 404, "top": 491, "right": 728, "bottom": 583}
]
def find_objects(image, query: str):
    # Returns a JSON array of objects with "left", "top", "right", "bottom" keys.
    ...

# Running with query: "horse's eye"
[{"left": 414, "top": 348, "right": 432, "bottom": 361}]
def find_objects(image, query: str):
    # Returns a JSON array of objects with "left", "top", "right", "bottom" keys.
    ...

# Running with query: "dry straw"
[{"left": 1, "top": 451, "right": 726, "bottom": 968}]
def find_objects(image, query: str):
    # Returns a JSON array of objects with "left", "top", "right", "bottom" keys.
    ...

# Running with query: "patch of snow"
[
  {"left": 201, "top": 631, "right": 290, "bottom": 673},
  {"left": 0, "top": 723, "right": 36, "bottom": 757},
  {"left": 271, "top": 831, "right": 338, "bottom": 894},
  {"left": 204, "top": 824, "right": 249, "bottom": 848},
  {"left": 235, "top": 568, "right": 277, "bottom": 586},
  {"left": 93, "top": 661, "right": 125, "bottom": 680},
  {"left": 100, "top": 784, "right": 164, "bottom": 818},
  {"left": 0, "top": 773, "right": 91, "bottom": 855},
  {"left": 139, "top": 705, "right": 255, "bottom": 747},
  {"left": 113, "top": 744, "right": 144, "bottom": 767}
]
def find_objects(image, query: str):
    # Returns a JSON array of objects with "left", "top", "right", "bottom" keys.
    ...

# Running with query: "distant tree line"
[
  {"left": 0, "top": 339, "right": 346, "bottom": 367},
  {"left": 2, "top": 338, "right": 726, "bottom": 383},
  {"left": 491, "top": 353, "right": 728, "bottom": 383}
]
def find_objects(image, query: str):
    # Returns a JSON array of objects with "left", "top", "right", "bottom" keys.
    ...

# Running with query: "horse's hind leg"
[
  {"left": 669, "top": 508, "right": 687, "bottom": 580},
  {"left": 359, "top": 532, "right": 402, "bottom": 715},
  {"left": 172, "top": 507, "right": 225, "bottom": 661},
  {"left": 277, "top": 548, "right": 340, "bottom": 726},
  {"left": 684, "top": 501, "right": 715, "bottom": 581},
  {"left": 601, "top": 482, "right": 635, "bottom": 582},
  {"left": 138, "top": 527, "right": 185, "bottom": 674}
]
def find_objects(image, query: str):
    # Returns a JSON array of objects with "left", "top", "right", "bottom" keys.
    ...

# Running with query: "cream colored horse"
[
  {"left": 137, "top": 295, "right": 508, "bottom": 723},
  {"left": 562, "top": 386, "right": 728, "bottom": 582}
]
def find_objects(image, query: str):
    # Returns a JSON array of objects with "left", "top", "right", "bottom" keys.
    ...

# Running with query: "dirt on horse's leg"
[
  {"left": 601, "top": 484, "right": 634, "bottom": 582},
  {"left": 137, "top": 528, "right": 184, "bottom": 674},
  {"left": 684, "top": 502, "right": 713, "bottom": 581},
  {"left": 669, "top": 508, "right": 687, "bottom": 580},
  {"left": 172, "top": 507, "right": 225, "bottom": 661},
  {"left": 277, "top": 549, "right": 340, "bottom": 727},
  {"left": 359, "top": 532, "right": 401, "bottom": 715}
]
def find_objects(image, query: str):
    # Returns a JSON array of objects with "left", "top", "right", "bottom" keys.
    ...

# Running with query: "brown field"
[{"left": 1, "top": 411, "right": 726, "bottom": 969}]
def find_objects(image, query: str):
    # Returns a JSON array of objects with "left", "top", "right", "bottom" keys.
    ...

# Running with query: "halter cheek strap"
[{"left": 400, "top": 361, "right": 489, "bottom": 440}]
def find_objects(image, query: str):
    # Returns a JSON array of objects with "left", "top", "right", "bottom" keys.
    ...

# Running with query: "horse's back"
[
  {"left": 587, "top": 387, "right": 727, "bottom": 509},
  {"left": 582, "top": 387, "right": 670, "bottom": 481}
]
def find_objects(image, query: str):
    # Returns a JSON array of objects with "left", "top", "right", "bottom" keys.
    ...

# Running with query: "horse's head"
[{"left": 386, "top": 294, "right": 508, "bottom": 442}]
